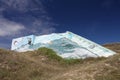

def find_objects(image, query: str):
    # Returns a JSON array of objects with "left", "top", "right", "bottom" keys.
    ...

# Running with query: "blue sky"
[{"left": 0, "top": 0, "right": 120, "bottom": 49}]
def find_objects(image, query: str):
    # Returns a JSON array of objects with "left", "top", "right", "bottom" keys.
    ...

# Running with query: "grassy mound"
[
  {"left": 94, "top": 53, "right": 120, "bottom": 80},
  {"left": 0, "top": 43, "right": 119, "bottom": 80}
]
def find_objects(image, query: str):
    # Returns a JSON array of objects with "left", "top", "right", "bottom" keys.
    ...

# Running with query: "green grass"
[
  {"left": 37, "top": 47, "right": 84, "bottom": 65},
  {"left": 38, "top": 47, "right": 63, "bottom": 61}
]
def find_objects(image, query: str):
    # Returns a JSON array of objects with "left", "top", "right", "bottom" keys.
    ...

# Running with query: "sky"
[{"left": 0, "top": 0, "right": 120, "bottom": 49}]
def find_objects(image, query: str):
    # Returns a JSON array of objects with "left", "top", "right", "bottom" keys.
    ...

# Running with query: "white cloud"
[
  {"left": 0, "top": 18, "right": 25, "bottom": 36},
  {"left": 0, "top": 0, "right": 56, "bottom": 49},
  {"left": 0, "top": 0, "right": 45, "bottom": 13},
  {"left": 0, "top": 0, "right": 56, "bottom": 36},
  {"left": 31, "top": 19, "right": 56, "bottom": 34}
]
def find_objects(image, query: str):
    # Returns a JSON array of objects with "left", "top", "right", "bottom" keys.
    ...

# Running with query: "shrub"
[
  {"left": 37, "top": 47, "right": 82, "bottom": 65},
  {"left": 38, "top": 47, "right": 62, "bottom": 61}
]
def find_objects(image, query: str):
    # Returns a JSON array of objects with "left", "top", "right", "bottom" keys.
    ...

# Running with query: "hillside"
[{"left": 0, "top": 43, "right": 120, "bottom": 80}]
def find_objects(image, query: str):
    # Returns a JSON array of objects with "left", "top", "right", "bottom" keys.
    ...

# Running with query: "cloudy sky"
[{"left": 0, "top": 0, "right": 120, "bottom": 49}]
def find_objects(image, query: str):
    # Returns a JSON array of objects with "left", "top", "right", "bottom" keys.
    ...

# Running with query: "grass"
[
  {"left": 94, "top": 43, "right": 120, "bottom": 80},
  {"left": 37, "top": 47, "right": 63, "bottom": 61},
  {"left": 0, "top": 43, "right": 120, "bottom": 80},
  {"left": 94, "top": 54, "right": 120, "bottom": 80},
  {"left": 37, "top": 47, "right": 88, "bottom": 65}
]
